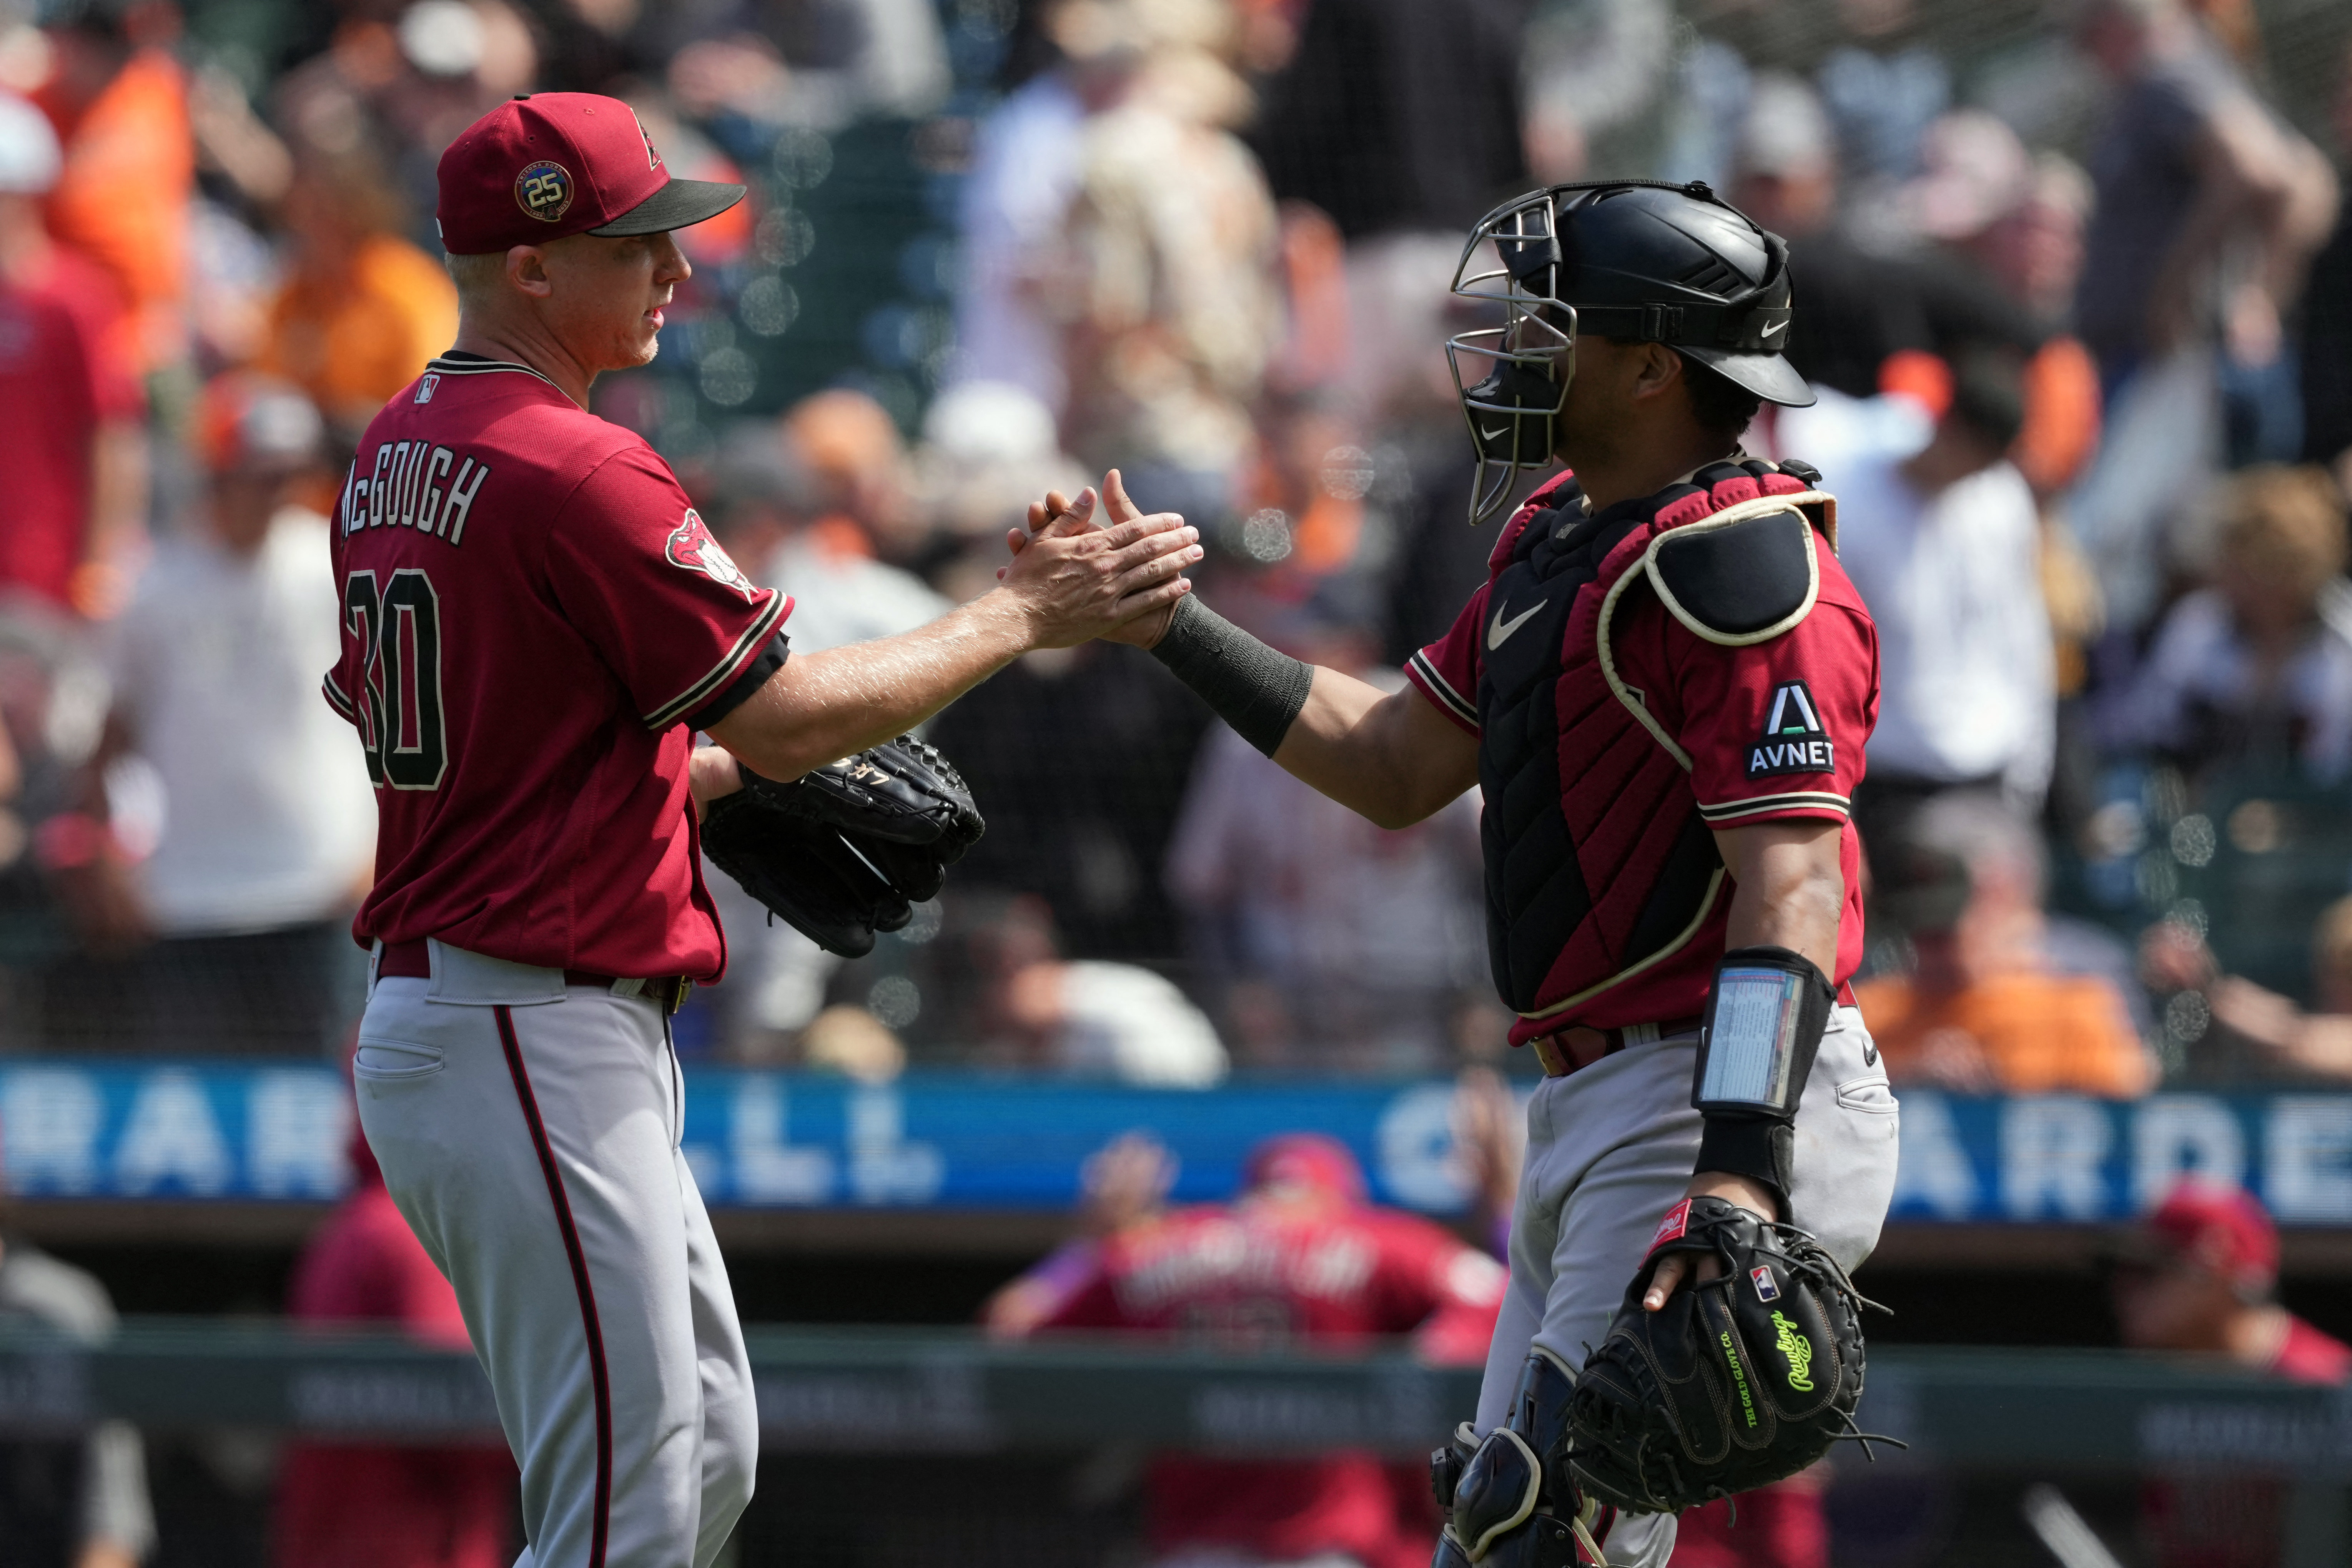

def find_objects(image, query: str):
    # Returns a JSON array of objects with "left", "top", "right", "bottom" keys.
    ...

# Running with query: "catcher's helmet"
[{"left": 1447, "top": 180, "right": 1816, "bottom": 523}]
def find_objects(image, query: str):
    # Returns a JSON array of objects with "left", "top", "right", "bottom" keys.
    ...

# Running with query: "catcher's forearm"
[
  {"left": 709, "top": 592, "right": 1033, "bottom": 780},
  {"left": 1148, "top": 597, "right": 1475, "bottom": 828},
  {"left": 1696, "top": 821, "right": 1846, "bottom": 1204}
]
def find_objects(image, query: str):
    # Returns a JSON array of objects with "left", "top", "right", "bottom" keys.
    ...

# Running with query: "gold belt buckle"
[{"left": 1531, "top": 1035, "right": 1572, "bottom": 1076}]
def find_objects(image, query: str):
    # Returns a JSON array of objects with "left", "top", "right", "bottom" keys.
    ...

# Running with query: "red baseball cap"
[
  {"left": 1242, "top": 1134, "right": 1368, "bottom": 1207},
  {"left": 435, "top": 92, "right": 745, "bottom": 256},
  {"left": 2137, "top": 1179, "right": 2280, "bottom": 1296}
]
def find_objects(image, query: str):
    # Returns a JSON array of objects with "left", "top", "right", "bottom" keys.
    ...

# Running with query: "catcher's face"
[{"left": 1554, "top": 336, "right": 1690, "bottom": 470}]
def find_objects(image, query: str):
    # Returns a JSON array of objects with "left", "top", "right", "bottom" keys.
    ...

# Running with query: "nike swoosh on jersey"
[{"left": 1488, "top": 599, "right": 1546, "bottom": 651}]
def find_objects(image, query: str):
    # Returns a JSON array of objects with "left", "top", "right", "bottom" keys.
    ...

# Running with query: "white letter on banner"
[
  {"left": 0, "top": 1070, "right": 105, "bottom": 1194},
  {"left": 847, "top": 1087, "right": 944, "bottom": 1204},
  {"left": 1890, "top": 1092, "right": 1978, "bottom": 1217},
  {"left": 2131, "top": 1095, "right": 2245, "bottom": 1211},
  {"left": 115, "top": 1071, "right": 232, "bottom": 1196},
  {"left": 729, "top": 1076, "right": 835, "bottom": 1204},
  {"left": 1379, "top": 1083, "right": 1470, "bottom": 1212},
  {"left": 2265, "top": 1098, "right": 2352, "bottom": 1221},
  {"left": 248, "top": 1073, "right": 353, "bottom": 1198},
  {"left": 2001, "top": 1097, "right": 2113, "bottom": 1219}
]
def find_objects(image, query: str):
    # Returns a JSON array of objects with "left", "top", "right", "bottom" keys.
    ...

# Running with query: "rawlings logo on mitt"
[
  {"left": 1565, "top": 1197, "right": 1885, "bottom": 1515},
  {"left": 700, "top": 736, "right": 985, "bottom": 958}
]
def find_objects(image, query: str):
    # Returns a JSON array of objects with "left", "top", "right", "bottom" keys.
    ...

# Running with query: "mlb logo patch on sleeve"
[{"left": 1747, "top": 680, "right": 1835, "bottom": 778}]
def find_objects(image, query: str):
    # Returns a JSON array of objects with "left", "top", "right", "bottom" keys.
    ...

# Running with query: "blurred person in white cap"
[
  {"left": 53, "top": 370, "right": 376, "bottom": 1055},
  {"left": 0, "top": 88, "right": 148, "bottom": 620}
]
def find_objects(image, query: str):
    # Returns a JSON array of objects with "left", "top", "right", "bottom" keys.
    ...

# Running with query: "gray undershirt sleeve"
[{"left": 1146, "top": 595, "right": 1315, "bottom": 757}]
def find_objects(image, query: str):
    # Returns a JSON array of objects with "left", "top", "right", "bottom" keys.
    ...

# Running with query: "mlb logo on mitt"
[{"left": 1751, "top": 1265, "right": 1780, "bottom": 1302}]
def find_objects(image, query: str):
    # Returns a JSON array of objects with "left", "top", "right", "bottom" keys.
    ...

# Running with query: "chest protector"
[{"left": 1477, "top": 459, "right": 1838, "bottom": 1026}]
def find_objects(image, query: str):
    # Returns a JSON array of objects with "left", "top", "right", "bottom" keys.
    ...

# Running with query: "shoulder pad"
[
  {"left": 1646, "top": 497, "right": 1823, "bottom": 647},
  {"left": 1490, "top": 471, "right": 1583, "bottom": 574}
]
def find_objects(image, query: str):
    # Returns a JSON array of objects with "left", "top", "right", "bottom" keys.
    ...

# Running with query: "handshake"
[{"left": 993, "top": 469, "right": 1193, "bottom": 652}]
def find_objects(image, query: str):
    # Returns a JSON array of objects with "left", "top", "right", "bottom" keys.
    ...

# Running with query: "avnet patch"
[{"left": 1746, "top": 680, "right": 1834, "bottom": 778}]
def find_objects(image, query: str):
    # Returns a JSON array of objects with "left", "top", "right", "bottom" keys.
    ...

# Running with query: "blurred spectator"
[
  {"left": 1046, "top": 24, "right": 1281, "bottom": 527},
  {"left": 253, "top": 141, "right": 457, "bottom": 449},
  {"left": 2111, "top": 1181, "right": 2350, "bottom": 1568},
  {"left": 1900, "top": 113, "right": 2104, "bottom": 498},
  {"left": 2299, "top": 38, "right": 2352, "bottom": 494},
  {"left": 54, "top": 374, "right": 374, "bottom": 1054},
  {"left": 2072, "top": 0, "right": 2335, "bottom": 466},
  {"left": 1250, "top": 0, "right": 1529, "bottom": 243},
  {"left": 953, "top": 893, "right": 1227, "bottom": 1085},
  {"left": 2145, "top": 894, "right": 2352, "bottom": 1082},
  {"left": 2105, "top": 465, "right": 2352, "bottom": 788},
  {"left": 1166, "top": 652, "right": 1481, "bottom": 1074},
  {"left": 946, "top": 0, "right": 1093, "bottom": 410},
  {"left": 32, "top": 0, "right": 192, "bottom": 374},
  {"left": 691, "top": 401, "right": 951, "bottom": 1059},
  {"left": 1815, "top": 0, "right": 1948, "bottom": 186},
  {"left": 1855, "top": 793, "right": 2156, "bottom": 1097},
  {"left": 1836, "top": 350, "right": 2054, "bottom": 838},
  {"left": 926, "top": 635, "right": 1210, "bottom": 964},
  {"left": 0, "top": 1232, "right": 155, "bottom": 1567},
  {"left": 273, "top": 1107, "right": 514, "bottom": 1568},
  {"left": 0, "top": 90, "right": 146, "bottom": 621},
  {"left": 988, "top": 1132, "right": 1505, "bottom": 1568}
]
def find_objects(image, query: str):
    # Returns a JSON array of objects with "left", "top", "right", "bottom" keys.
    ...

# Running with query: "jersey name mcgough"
[{"left": 325, "top": 353, "right": 791, "bottom": 981}]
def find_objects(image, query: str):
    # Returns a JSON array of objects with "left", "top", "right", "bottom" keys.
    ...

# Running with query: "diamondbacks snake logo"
[{"left": 665, "top": 508, "right": 758, "bottom": 600}]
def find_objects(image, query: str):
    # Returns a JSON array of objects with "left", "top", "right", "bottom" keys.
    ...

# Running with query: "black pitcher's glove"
[
  {"left": 700, "top": 737, "right": 985, "bottom": 958},
  {"left": 1564, "top": 1197, "right": 1874, "bottom": 1515}
]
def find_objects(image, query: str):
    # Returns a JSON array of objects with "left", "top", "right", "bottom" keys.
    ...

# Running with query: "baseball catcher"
[
  {"left": 1017, "top": 178, "right": 1901, "bottom": 1566},
  {"left": 700, "top": 736, "right": 985, "bottom": 957}
]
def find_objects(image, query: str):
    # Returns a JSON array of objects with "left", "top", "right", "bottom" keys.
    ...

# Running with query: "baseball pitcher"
[{"left": 329, "top": 93, "right": 1201, "bottom": 1568}]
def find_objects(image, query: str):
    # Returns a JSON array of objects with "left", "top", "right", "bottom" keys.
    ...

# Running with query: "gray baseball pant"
[
  {"left": 353, "top": 940, "right": 757, "bottom": 1568},
  {"left": 1474, "top": 1005, "right": 1900, "bottom": 1567}
]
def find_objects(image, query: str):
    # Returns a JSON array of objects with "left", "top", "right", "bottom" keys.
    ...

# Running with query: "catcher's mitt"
[
  {"left": 1565, "top": 1196, "right": 1876, "bottom": 1515},
  {"left": 701, "top": 737, "right": 985, "bottom": 958}
]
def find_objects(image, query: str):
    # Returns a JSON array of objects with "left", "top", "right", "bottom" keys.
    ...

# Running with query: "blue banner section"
[{"left": 3, "top": 1063, "right": 2351, "bottom": 1224}]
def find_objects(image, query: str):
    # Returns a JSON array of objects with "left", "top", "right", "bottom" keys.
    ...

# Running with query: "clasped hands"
[{"left": 1000, "top": 469, "right": 1189, "bottom": 649}]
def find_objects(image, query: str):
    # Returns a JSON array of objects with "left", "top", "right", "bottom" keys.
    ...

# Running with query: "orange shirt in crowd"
[
  {"left": 1854, "top": 971, "right": 2154, "bottom": 1096},
  {"left": 37, "top": 49, "right": 192, "bottom": 371},
  {"left": 257, "top": 233, "right": 458, "bottom": 434}
]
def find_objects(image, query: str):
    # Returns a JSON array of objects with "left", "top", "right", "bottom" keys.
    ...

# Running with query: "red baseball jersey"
[
  {"left": 1040, "top": 1200, "right": 1505, "bottom": 1563},
  {"left": 1406, "top": 534, "right": 1873, "bottom": 1028},
  {"left": 324, "top": 353, "right": 789, "bottom": 979}
]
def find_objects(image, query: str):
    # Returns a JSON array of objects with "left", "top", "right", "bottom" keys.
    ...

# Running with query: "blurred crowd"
[{"left": 2, "top": 0, "right": 2352, "bottom": 1101}]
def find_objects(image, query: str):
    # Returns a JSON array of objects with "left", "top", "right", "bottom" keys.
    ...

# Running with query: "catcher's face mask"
[
  {"left": 1447, "top": 180, "right": 1806, "bottom": 525},
  {"left": 1447, "top": 188, "right": 1576, "bottom": 526}
]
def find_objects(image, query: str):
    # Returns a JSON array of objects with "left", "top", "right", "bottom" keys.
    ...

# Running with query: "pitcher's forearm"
[{"left": 710, "top": 592, "right": 1033, "bottom": 780}]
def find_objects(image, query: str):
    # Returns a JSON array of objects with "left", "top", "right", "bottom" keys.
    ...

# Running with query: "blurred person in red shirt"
[
  {"left": 0, "top": 90, "right": 146, "bottom": 619},
  {"left": 272, "top": 1105, "right": 515, "bottom": 1568},
  {"left": 2115, "top": 1180, "right": 2350, "bottom": 1568},
  {"left": 988, "top": 1132, "right": 1504, "bottom": 1568}
]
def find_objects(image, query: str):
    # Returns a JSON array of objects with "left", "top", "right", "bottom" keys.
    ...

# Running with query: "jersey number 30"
[{"left": 344, "top": 569, "right": 447, "bottom": 790}]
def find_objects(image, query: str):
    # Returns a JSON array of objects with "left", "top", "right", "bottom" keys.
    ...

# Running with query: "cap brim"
[
  {"left": 1680, "top": 345, "right": 1817, "bottom": 408},
  {"left": 588, "top": 177, "right": 747, "bottom": 238}
]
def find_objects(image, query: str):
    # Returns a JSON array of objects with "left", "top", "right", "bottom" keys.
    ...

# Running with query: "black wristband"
[
  {"left": 1694, "top": 1116, "right": 1793, "bottom": 1210},
  {"left": 1147, "top": 594, "right": 1315, "bottom": 757}
]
